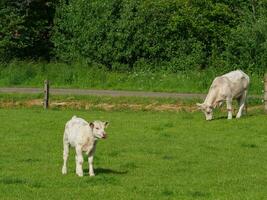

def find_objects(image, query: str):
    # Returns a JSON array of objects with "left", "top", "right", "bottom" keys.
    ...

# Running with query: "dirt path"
[
  {"left": 0, "top": 87, "right": 261, "bottom": 99},
  {"left": 0, "top": 87, "right": 263, "bottom": 112}
]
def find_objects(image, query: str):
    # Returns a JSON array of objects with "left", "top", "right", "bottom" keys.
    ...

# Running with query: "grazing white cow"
[
  {"left": 62, "top": 116, "right": 109, "bottom": 177},
  {"left": 197, "top": 70, "right": 250, "bottom": 120}
]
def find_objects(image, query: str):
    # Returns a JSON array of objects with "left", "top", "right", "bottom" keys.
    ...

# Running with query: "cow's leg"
[
  {"left": 62, "top": 139, "right": 69, "bottom": 174},
  {"left": 88, "top": 146, "right": 96, "bottom": 176},
  {"left": 75, "top": 146, "right": 84, "bottom": 177},
  {"left": 236, "top": 91, "right": 247, "bottom": 118},
  {"left": 226, "top": 97, "right": 233, "bottom": 119}
]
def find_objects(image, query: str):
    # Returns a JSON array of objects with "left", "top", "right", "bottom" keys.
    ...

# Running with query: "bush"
[
  {"left": 223, "top": 15, "right": 267, "bottom": 74},
  {"left": 1, "top": 0, "right": 267, "bottom": 74},
  {"left": 52, "top": 0, "right": 246, "bottom": 72}
]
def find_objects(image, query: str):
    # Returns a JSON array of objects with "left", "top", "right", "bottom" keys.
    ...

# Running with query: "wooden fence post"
[
  {"left": 44, "top": 80, "right": 49, "bottom": 109},
  {"left": 264, "top": 74, "right": 267, "bottom": 112}
]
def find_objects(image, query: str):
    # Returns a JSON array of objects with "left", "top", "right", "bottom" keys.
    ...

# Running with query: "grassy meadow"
[
  {"left": 0, "top": 108, "right": 266, "bottom": 200},
  {"left": 0, "top": 61, "right": 264, "bottom": 94}
]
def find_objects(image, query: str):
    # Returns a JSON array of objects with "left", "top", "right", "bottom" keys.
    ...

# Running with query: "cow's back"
[
  {"left": 221, "top": 70, "right": 249, "bottom": 97},
  {"left": 222, "top": 70, "right": 250, "bottom": 88}
]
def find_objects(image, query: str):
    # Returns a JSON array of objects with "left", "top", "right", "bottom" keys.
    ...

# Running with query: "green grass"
[
  {"left": 0, "top": 108, "right": 266, "bottom": 200},
  {"left": 0, "top": 61, "right": 264, "bottom": 94}
]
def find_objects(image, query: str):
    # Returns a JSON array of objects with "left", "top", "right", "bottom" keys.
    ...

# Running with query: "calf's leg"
[
  {"left": 62, "top": 139, "right": 69, "bottom": 174},
  {"left": 88, "top": 155, "right": 95, "bottom": 176},
  {"left": 88, "top": 146, "right": 96, "bottom": 176},
  {"left": 75, "top": 146, "right": 84, "bottom": 177}
]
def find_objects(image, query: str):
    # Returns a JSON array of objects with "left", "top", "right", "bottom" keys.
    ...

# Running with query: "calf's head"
[
  {"left": 89, "top": 121, "right": 109, "bottom": 139},
  {"left": 196, "top": 103, "right": 213, "bottom": 121}
]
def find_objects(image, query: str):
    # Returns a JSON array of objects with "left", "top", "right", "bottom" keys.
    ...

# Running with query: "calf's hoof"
[
  {"left": 89, "top": 173, "right": 95, "bottom": 177},
  {"left": 62, "top": 167, "right": 67, "bottom": 175}
]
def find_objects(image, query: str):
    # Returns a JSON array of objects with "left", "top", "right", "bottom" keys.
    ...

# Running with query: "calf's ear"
[
  {"left": 89, "top": 122, "right": 94, "bottom": 129},
  {"left": 104, "top": 121, "right": 109, "bottom": 128}
]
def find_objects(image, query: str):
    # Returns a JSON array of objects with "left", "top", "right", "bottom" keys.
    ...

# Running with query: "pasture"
[{"left": 0, "top": 108, "right": 266, "bottom": 200}]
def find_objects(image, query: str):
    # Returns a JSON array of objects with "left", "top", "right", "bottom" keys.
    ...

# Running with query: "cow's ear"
[
  {"left": 196, "top": 103, "right": 203, "bottom": 109},
  {"left": 89, "top": 122, "right": 94, "bottom": 129},
  {"left": 104, "top": 121, "right": 109, "bottom": 128}
]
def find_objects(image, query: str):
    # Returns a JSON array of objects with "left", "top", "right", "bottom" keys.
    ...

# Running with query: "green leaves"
[
  {"left": 52, "top": 0, "right": 258, "bottom": 71},
  {"left": 0, "top": 0, "right": 57, "bottom": 62},
  {"left": 1, "top": 0, "right": 267, "bottom": 73},
  {"left": 0, "top": 6, "right": 26, "bottom": 61}
]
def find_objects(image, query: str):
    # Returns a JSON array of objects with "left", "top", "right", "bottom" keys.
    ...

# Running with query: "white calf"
[{"left": 62, "top": 116, "right": 109, "bottom": 177}]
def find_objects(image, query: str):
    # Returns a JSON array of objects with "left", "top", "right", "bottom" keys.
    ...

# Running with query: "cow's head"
[
  {"left": 89, "top": 121, "right": 109, "bottom": 139},
  {"left": 196, "top": 103, "right": 213, "bottom": 121}
]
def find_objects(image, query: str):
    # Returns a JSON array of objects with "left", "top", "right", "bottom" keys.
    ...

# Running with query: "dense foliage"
[
  {"left": 0, "top": 0, "right": 56, "bottom": 61},
  {"left": 1, "top": 0, "right": 267, "bottom": 73}
]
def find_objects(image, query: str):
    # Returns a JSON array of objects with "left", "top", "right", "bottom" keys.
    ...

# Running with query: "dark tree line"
[
  {"left": 1, "top": 0, "right": 267, "bottom": 73},
  {"left": 0, "top": 0, "right": 57, "bottom": 61}
]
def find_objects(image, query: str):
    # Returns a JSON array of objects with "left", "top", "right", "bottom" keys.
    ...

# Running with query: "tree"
[{"left": 0, "top": 0, "right": 58, "bottom": 62}]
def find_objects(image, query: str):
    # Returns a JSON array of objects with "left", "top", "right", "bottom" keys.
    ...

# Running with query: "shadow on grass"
[
  {"left": 241, "top": 143, "right": 258, "bottom": 148},
  {"left": 83, "top": 168, "right": 128, "bottom": 176},
  {"left": 212, "top": 115, "right": 248, "bottom": 121},
  {"left": 20, "top": 158, "right": 41, "bottom": 163},
  {"left": 212, "top": 116, "right": 228, "bottom": 121},
  {"left": 189, "top": 191, "right": 211, "bottom": 198},
  {"left": 0, "top": 177, "right": 43, "bottom": 188}
]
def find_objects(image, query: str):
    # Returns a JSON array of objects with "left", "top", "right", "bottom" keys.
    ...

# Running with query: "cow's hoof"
[
  {"left": 76, "top": 173, "right": 83, "bottom": 177},
  {"left": 76, "top": 171, "right": 83, "bottom": 177},
  {"left": 89, "top": 173, "right": 95, "bottom": 177}
]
